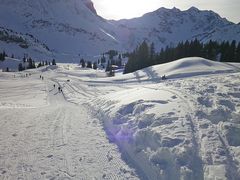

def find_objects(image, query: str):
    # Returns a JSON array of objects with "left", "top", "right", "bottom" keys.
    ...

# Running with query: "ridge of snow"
[{"left": 109, "top": 57, "right": 238, "bottom": 83}]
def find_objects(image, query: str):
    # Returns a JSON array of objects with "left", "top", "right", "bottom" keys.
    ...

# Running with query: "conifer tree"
[
  {"left": 52, "top": 59, "right": 56, "bottom": 65},
  {"left": 18, "top": 63, "right": 24, "bottom": 71},
  {"left": 105, "top": 60, "right": 111, "bottom": 72},
  {"left": 93, "top": 62, "right": 97, "bottom": 70},
  {"left": 80, "top": 59, "right": 85, "bottom": 67},
  {"left": 236, "top": 42, "right": 240, "bottom": 63},
  {"left": 86, "top": 61, "right": 92, "bottom": 68},
  {"left": 229, "top": 40, "right": 236, "bottom": 62}
]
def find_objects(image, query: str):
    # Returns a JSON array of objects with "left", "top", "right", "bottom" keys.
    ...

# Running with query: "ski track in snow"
[
  {"left": 0, "top": 61, "right": 240, "bottom": 180},
  {"left": 0, "top": 71, "right": 139, "bottom": 179}
]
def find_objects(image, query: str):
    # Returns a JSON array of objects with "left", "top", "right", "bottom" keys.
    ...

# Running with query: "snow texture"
[
  {"left": 1, "top": 57, "right": 239, "bottom": 179},
  {"left": 0, "top": 0, "right": 240, "bottom": 61}
]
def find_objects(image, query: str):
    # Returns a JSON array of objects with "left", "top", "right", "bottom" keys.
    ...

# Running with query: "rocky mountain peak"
[{"left": 82, "top": 0, "right": 97, "bottom": 15}]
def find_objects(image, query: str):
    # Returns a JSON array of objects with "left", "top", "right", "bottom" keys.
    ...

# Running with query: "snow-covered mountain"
[
  {"left": 0, "top": 0, "right": 122, "bottom": 61},
  {"left": 0, "top": 0, "right": 240, "bottom": 61},
  {"left": 112, "top": 7, "right": 240, "bottom": 51}
]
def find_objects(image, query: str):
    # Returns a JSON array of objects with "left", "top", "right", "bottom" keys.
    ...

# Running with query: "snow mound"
[
  {"left": 91, "top": 69, "right": 240, "bottom": 179},
  {"left": 157, "top": 57, "right": 237, "bottom": 78},
  {"left": 113, "top": 57, "right": 238, "bottom": 82}
]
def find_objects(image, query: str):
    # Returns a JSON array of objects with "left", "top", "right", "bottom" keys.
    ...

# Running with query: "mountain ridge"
[{"left": 0, "top": 0, "right": 239, "bottom": 61}]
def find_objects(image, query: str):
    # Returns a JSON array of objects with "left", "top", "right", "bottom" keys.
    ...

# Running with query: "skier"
[
  {"left": 162, "top": 75, "right": 167, "bottom": 80},
  {"left": 58, "top": 86, "right": 61, "bottom": 92},
  {"left": 53, "top": 84, "right": 55, "bottom": 88}
]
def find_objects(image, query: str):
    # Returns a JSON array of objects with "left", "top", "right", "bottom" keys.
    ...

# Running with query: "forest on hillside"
[{"left": 124, "top": 39, "right": 240, "bottom": 74}]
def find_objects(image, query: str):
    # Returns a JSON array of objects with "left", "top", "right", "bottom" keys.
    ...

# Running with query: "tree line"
[
  {"left": 18, "top": 58, "right": 56, "bottom": 71},
  {"left": 124, "top": 39, "right": 240, "bottom": 74},
  {"left": 79, "top": 51, "right": 124, "bottom": 77},
  {"left": 0, "top": 51, "right": 6, "bottom": 61}
]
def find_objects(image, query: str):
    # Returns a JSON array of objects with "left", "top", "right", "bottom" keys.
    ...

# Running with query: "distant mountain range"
[{"left": 0, "top": 0, "right": 239, "bottom": 61}]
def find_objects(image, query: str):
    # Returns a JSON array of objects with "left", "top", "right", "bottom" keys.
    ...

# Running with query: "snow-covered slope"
[
  {"left": 0, "top": 0, "right": 122, "bottom": 61},
  {"left": 108, "top": 57, "right": 239, "bottom": 83},
  {"left": 86, "top": 58, "right": 240, "bottom": 179},
  {"left": 0, "top": 57, "right": 22, "bottom": 72},
  {"left": 0, "top": 1, "right": 240, "bottom": 61},
  {"left": 112, "top": 7, "right": 240, "bottom": 51},
  {"left": 0, "top": 26, "right": 52, "bottom": 59},
  {"left": 0, "top": 58, "right": 240, "bottom": 179}
]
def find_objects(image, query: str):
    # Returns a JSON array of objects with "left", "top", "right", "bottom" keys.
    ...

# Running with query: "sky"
[{"left": 91, "top": 0, "right": 240, "bottom": 23}]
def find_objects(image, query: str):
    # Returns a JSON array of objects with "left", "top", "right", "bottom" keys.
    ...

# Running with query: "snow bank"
[
  {"left": 109, "top": 57, "right": 239, "bottom": 83},
  {"left": 87, "top": 58, "right": 240, "bottom": 179},
  {"left": 35, "top": 58, "right": 240, "bottom": 179}
]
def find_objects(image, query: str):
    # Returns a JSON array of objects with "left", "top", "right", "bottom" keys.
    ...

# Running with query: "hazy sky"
[{"left": 92, "top": 0, "right": 240, "bottom": 23}]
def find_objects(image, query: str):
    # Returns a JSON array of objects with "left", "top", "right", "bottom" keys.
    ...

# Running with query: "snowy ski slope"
[{"left": 0, "top": 57, "right": 240, "bottom": 179}]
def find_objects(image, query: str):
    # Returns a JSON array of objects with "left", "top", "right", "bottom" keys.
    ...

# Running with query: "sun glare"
[
  {"left": 92, "top": 0, "right": 240, "bottom": 23},
  {"left": 92, "top": 0, "right": 163, "bottom": 20}
]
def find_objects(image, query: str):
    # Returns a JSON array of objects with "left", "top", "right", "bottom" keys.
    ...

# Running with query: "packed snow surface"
[{"left": 0, "top": 57, "right": 240, "bottom": 179}]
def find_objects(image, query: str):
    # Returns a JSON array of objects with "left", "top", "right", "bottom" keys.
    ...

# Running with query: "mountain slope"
[
  {"left": 0, "top": 1, "right": 240, "bottom": 61},
  {"left": 112, "top": 7, "right": 240, "bottom": 51},
  {"left": 0, "top": 0, "right": 122, "bottom": 60}
]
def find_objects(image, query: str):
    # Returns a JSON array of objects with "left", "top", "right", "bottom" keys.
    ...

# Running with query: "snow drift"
[
  {"left": 107, "top": 57, "right": 239, "bottom": 83},
  {"left": 87, "top": 57, "right": 240, "bottom": 179}
]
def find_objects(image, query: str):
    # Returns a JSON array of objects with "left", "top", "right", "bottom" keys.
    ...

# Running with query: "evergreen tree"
[
  {"left": 107, "top": 50, "right": 118, "bottom": 60},
  {"left": 105, "top": 60, "right": 111, "bottom": 72},
  {"left": 236, "top": 42, "right": 240, "bottom": 63},
  {"left": 117, "top": 54, "right": 122, "bottom": 67},
  {"left": 150, "top": 42, "right": 155, "bottom": 60},
  {"left": 0, "top": 53, "right": 3, "bottom": 61},
  {"left": 3, "top": 51, "right": 6, "bottom": 59},
  {"left": 229, "top": 40, "right": 236, "bottom": 62},
  {"left": 52, "top": 59, "right": 56, "bottom": 65},
  {"left": 93, "top": 62, "right": 97, "bottom": 70},
  {"left": 32, "top": 60, "right": 36, "bottom": 68},
  {"left": 101, "top": 54, "right": 106, "bottom": 64},
  {"left": 27, "top": 57, "right": 33, "bottom": 69},
  {"left": 18, "top": 63, "right": 24, "bottom": 71},
  {"left": 0, "top": 51, "right": 6, "bottom": 61},
  {"left": 86, "top": 61, "right": 92, "bottom": 68},
  {"left": 80, "top": 58, "right": 85, "bottom": 67},
  {"left": 37, "top": 62, "right": 42, "bottom": 68},
  {"left": 220, "top": 41, "right": 230, "bottom": 62}
]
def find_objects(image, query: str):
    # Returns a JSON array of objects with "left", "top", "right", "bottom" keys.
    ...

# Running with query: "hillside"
[
  {"left": 0, "top": 1, "right": 240, "bottom": 61},
  {"left": 112, "top": 7, "right": 240, "bottom": 51},
  {"left": 107, "top": 57, "right": 239, "bottom": 82}
]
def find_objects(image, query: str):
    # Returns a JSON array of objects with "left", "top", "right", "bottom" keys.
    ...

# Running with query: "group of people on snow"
[{"left": 53, "top": 83, "right": 62, "bottom": 93}]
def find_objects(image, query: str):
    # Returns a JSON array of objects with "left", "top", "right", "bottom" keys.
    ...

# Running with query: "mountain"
[
  {"left": 0, "top": 1, "right": 240, "bottom": 61},
  {"left": 0, "top": 0, "right": 122, "bottom": 61},
  {"left": 112, "top": 7, "right": 240, "bottom": 51}
]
